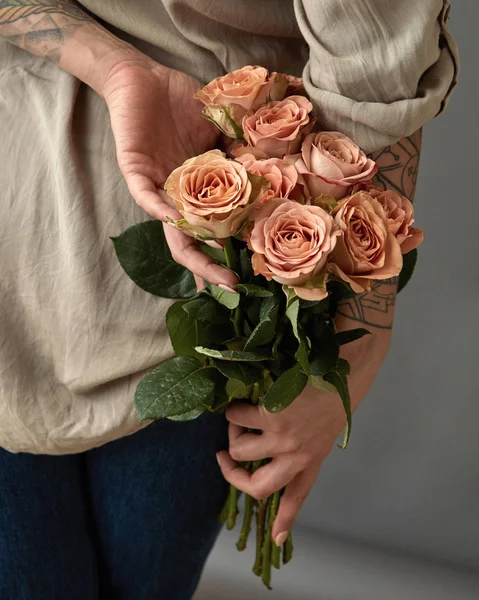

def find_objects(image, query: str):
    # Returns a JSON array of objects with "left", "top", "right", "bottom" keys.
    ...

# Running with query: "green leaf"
[
  {"left": 195, "top": 347, "right": 271, "bottom": 362},
  {"left": 111, "top": 220, "right": 196, "bottom": 299},
  {"left": 260, "top": 364, "right": 308, "bottom": 413},
  {"left": 225, "top": 378, "right": 253, "bottom": 400},
  {"left": 295, "top": 335, "right": 311, "bottom": 376},
  {"left": 135, "top": 357, "right": 215, "bottom": 421},
  {"left": 200, "top": 243, "right": 227, "bottom": 265},
  {"left": 309, "top": 320, "right": 339, "bottom": 375},
  {"left": 166, "top": 301, "right": 200, "bottom": 358},
  {"left": 309, "top": 375, "right": 338, "bottom": 394},
  {"left": 323, "top": 368, "right": 351, "bottom": 449},
  {"left": 223, "top": 106, "right": 245, "bottom": 140},
  {"left": 167, "top": 407, "right": 205, "bottom": 422},
  {"left": 243, "top": 318, "right": 275, "bottom": 351},
  {"left": 286, "top": 298, "right": 300, "bottom": 340},
  {"left": 336, "top": 328, "right": 371, "bottom": 346},
  {"left": 282, "top": 284, "right": 297, "bottom": 306},
  {"left": 299, "top": 298, "right": 330, "bottom": 317},
  {"left": 337, "top": 357, "right": 351, "bottom": 376},
  {"left": 212, "top": 360, "right": 264, "bottom": 386},
  {"left": 182, "top": 295, "right": 219, "bottom": 322},
  {"left": 240, "top": 248, "right": 254, "bottom": 282},
  {"left": 167, "top": 299, "right": 233, "bottom": 358},
  {"left": 235, "top": 284, "right": 273, "bottom": 298},
  {"left": 224, "top": 238, "right": 240, "bottom": 274},
  {"left": 208, "top": 283, "right": 240, "bottom": 310},
  {"left": 397, "top": 248, "right": 418, "bottom": 293},
  {"left": 259, "top": 294, "right": 281, "bottom": 321},
  {"left": 311, "top": 194, "right": 339, "bottom": 213}
]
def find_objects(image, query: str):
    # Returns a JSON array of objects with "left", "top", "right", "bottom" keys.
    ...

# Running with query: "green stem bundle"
[{"left": 217, "top": 308, "right": 294, "bottom": 589}]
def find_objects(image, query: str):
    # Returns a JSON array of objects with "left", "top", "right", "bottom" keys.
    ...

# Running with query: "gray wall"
[{"left": 295, "top": 0, "right": 479, "bottom": 571}]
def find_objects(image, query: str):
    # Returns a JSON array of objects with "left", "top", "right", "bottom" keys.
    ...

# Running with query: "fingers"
[
  {"left": 271, "top": 465, "right": 319, "bottom": 544},
  {"left": 163, "top": 223, "right": 238, "bottom": 288},
  {"left": 226, "top": 402, "right": 274, "bottom": 431},
  {"left": 228, "top": 422, "right": 299, "bottom": 462},
  {"left": 125, "top": 172, "right": 238, "bottom": 287},
  {"left": 216, "top": 451, "right": 302, "bottom": 500},
  {"left": 125, "top": 173, "right": 182, "bottom": 222}
]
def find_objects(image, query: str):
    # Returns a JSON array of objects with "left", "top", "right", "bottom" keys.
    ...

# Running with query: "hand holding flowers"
[{"left": 112, "top": 64, "right": 423, "bottom": 589}]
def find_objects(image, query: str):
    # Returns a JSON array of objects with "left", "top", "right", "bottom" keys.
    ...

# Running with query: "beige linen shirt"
[{"left": 0, "top": 0, "right": 458, "bottom": 454}]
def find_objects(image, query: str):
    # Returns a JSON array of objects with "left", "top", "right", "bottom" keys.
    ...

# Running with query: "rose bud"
[
  {"left": 248, "top": 198, "right": 341, "bottom": 300},
  {"left": 242, "top": 96, "right": 314, "bottom": 159},
  {"left": 194, "top": 66, "right": 288, "bottom": 139},
  {"left": 368, "top": 187, "right": 424, "bottom": 254},
  {"left": 291, "top": 131, "right": 377, "bottom": 200},
  {"left": 329, "top": 191, "right": 403, "bottom": 293},
  {"left": 164, "top": 150, "right": 269, "bottom": 239}
]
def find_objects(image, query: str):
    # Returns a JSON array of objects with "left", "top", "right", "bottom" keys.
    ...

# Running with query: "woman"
[{"left": 0, "top": 1, "right": 458, "bottom": 598}]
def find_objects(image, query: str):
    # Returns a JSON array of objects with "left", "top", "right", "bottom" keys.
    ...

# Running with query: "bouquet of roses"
[{"left": 112, "top": 66, "right": 423, "bottom": 589}]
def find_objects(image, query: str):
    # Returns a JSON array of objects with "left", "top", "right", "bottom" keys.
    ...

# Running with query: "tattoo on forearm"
[
  {"left": 336, "top": 277, "right": 399, "bottom": 330},
  {"left": 0, "top": 1, "right": 92, "bottom": 64},
  {"left": 370, "top": 129, "right": 422, "bottom": 202}
]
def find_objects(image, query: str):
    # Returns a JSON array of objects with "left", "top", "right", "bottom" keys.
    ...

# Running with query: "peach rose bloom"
[
  {"left": 248, "top": 199, "right": 341, "bottom": 300},
  {"left": 194, "top": 66, "right": 288, "bottom": 111},
  {"left": 242, "top": 96, "right": 314, "bottom": 159},
  {"left": 164, "top": 150, "right": 264, "bottom": 239},
  {"left": 193, "top": 66, "right": 288, "bottom": 138},
  {"left": 292, "top": 132, "right": 377, "bottom": 200},
  {"left": 329, "top": 191, "right": 403, "bottom": 293},
  {"left": 368, "top": 187, "right": 424, "bottom": 254},
  {"left": 235, "top": 153, "right": 299, "bottom": 204}
]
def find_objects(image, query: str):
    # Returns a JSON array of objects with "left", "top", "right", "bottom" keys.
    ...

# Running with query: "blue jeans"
[{"left": 0, "top": 412, "right": 229, "bottom": 600}]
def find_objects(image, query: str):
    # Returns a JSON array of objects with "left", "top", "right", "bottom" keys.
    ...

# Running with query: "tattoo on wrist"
[
  {"left": 0, "top": 1, "right": 92, "bottom": 64},
  {"left": 371, "top": 130, "right": 422, "bottom": 202},
  {"left": 336, "top": 277, "right": 398, "bottom": 330}
]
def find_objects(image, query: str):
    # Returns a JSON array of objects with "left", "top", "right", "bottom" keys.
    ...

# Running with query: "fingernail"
[
  {"left": 216, "top": 452, "right": 223, "bottom": 468},
  {"left": 275, "top": 531, "right": 289, "bottom": 547},
  {"left": 218, "top": 284, "right": 237, "bottom": 294},
  {"left": 205, "top": 240, "right": 223, "bottom": 249}
]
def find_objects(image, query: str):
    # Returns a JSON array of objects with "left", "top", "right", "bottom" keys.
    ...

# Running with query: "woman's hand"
[
  {"left": 216, "top": 319, "right": 392, "bottom": 547},
  {"left": 102, "top": 58, "right": 238, "bottom": 289}
]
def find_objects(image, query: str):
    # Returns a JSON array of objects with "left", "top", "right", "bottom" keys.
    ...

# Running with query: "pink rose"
[
  {"left": 248, "top": 199, "right": 341, "bottom": 300},
  {"left": 194, "top": 66, "right": 288, "bottom": 138},
  {"left": 235, "top": 153, "right": 300, "bottom": 205},
  {"left": 164, "top": 150, "right": 267, "bottom": 239},
  {"left": 292, "top": 132, "right": 377, "bottom": 200},
  {"left": 368, "top": 187, "right": 424, "bottom": 254},
  {"left": 329, "top": 191, "right": 403, "bottom": 293},
  {"left": 242, "top": 96, "right": 314, "bottom": 159}
]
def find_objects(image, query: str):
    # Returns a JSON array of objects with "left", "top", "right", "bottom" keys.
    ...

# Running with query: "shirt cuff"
[{"left": 296, "top": 0, "right": 459, "bottom": 153}]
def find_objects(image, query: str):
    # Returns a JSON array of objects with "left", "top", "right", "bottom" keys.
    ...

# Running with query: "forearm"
[
  {"left": 334, "top": 130, "right": 422, "bottom": 409},
  {"left": 0, "top": 0, "right": 141, "bottom": 94}
]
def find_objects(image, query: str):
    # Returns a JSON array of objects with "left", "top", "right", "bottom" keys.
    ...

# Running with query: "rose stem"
[
  {"left": 236, "top": 492, "right": 255, "bottom": 551},
  {"left": 270, "top": 490, "right": 282, "bottom": 569},
  {"left": 282, "top": 531, "right": 294, "bottom": 564},
  {"left": 226, "top": 484, "right": 239, "bottom": 530},
  {"left": 218, "top": 495, "right": 228, "bottom": 524},
  {"left": 253, "top": 497, "right": 267, "bottom": 576},
  {"left": 261, "top": 494, "right": 274, "bottom": 589},
  {"left": 236, "top": 460, "right": 256, "bottom": 550}
]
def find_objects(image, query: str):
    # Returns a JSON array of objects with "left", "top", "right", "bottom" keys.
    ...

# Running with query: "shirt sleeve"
[{"left": 294, "top": 0, "right": 459, "bottom": 153}]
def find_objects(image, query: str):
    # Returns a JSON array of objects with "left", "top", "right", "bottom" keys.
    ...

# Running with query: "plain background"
[{"left": 197, "top": 2, "right": 479, "bottom": 597}]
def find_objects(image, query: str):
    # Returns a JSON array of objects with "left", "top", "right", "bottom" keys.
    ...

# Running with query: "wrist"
[{"left": 57, "top": 22, "right": 150, "bottom": 96}]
